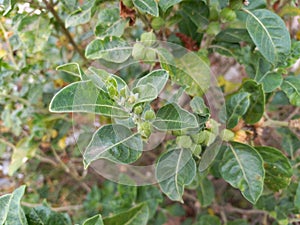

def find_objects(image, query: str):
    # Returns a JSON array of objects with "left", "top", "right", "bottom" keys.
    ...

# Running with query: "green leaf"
[
  {"left": 85, "top": 37, "right": 132, "bottom": 63},
  {"left": 132, "top": 84, "right": 158, "bottom": 106},
  {"left": 245, "top": 9, "right": 291, "bottom": 64},
  {"left": 255, "top": 146, "right": 292, "bottom": 191},
  {"left": 227, "top": 219, "right": 249, "bottom": 225},
  {"left": 225, "top": 92, "right": 250, "bottom": 129},
  {"left": 49, "top": 81, "right": 129, "bottom": 118},
  {"left": 198, "top": 140, "right": 222, "bottom": 172},
  {"left": 197, "top": 177, "right": 215, "bottom": 207},
  {"left": 83, "top": 124, "right": 143, "bottom": 168},
  {"left": 277, "top": 127, "right": 300, "bottom": 157},
  {"left": 103, "top": 203, "right": 149, "bottom": 225},
  {"left": 295, "top": 182, "right": 300, "bottom": 210},
  {"left": 215, "top": 28, "right": 252, "bottom": 43},
  {"left": 82, "top": 215, "right": 104, "bottom": 225},
  {"left": 220, "top": 142, "right": 264, "bottom": 203},
  {"left": 195, "top": 215, "right": 221, "bottom": 225},
  {"left": 135, "top": 69, "right": 169, "bottom": 94},
  {"left": 160, "top": 51, "right": 210, "bottom": 96},
  {"left": 156, "top": 148, "right": 196, "bottom": 202},
  {"left": 190, "top": 96, "right": 209, "bottom": 116},
  {"left": 240, "top": 80, "right": 265, "bottom": 124},
  {"left": 66, "top": 8, "right": 92, "bottom": 28},
  {"left": 159, "top": 0, "right": 182, "bottom": 12},
  {"left": 17, "top": 15, "right": 51, "bottom": 53},
  {"left": 0, "top": 185, "right": 27, "bottom": 225},
  {"left": 132, "top": 0, "right": 159, "bottom": 17},
  {"left": 153, "top": 103, "right": 198, "bottom": 131},
  {"left": 95, "top": 8, "right": 127, "bottom": 38},
  {"left": 56, "top": 63, "right": 82, "bottom": 78},
  {"left": 281, "top": 76, "right": 300, "bottom": 106}
]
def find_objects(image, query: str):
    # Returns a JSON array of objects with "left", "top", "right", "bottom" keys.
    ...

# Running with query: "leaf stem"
[
  {"left": 42, "top": 0, "right": 87, "bottom": 62},
  {"left": 263, "top": 113, "right": 289, "bottom": 127},
  {"left": 0, "top": 20, "right": 19, "bottom": 70}
]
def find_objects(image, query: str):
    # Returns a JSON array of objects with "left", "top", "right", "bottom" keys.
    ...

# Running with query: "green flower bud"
[
  {"left": 107, "top": 85, "right": 118, "bottom": 98},
  {"left": 144, "top": 110, "right": 156, "bottom": 120},
  {"left": 176, "top": 135, "right": 193, "bottom": 148},
  {"left": 151, "top": 17, "right": 165, "bottom": 30},
  {"left": 120, "top": 87, "right": 129, "bottom": 98},
  {"left": 139, "top": 121, "right": 152, "bottom": 138},
  {"left": 128, "top": 95, "right": 136, "bottom": 104},
  {"left": 220, "top": 7, "right": 237, "bottom": 23},
  {"left": 192, "top": 144, "right": 202, "bottom": 156},
  {"left": 141, "top": 31, "right": 156, "bottom": 47},
  {"left": 132, "top": 43, "right": 146, "bottom": 60}
]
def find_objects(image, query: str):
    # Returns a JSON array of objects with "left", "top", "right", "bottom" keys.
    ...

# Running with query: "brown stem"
[{"left": 42, "top": 0, "right": 87, "bottom": 62}]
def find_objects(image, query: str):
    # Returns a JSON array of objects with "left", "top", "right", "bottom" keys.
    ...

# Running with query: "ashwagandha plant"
[{"left": 1, "top": 0, "right": 300, "bottom": 224}]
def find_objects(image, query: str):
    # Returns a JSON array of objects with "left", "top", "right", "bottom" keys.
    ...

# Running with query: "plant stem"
[
  {"left": 0, "top": 21, "right": 19, "bottom": 70},
  {"left": 42, "top": 0, "right": 87, "bottom": 62}
]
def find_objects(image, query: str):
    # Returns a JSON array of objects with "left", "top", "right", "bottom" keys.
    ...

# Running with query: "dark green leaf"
[
  {"left": 49, "top": 81, "right": 129, "bottom": 118},
  {"left": 255, "top": 146, "right": 292, "bottom": 191},
  {"left": 240, "top": 80, "right": 265, "bottom": 124},
  {"left": 132, "top": 0, "right": 158, "bottom": 17},
  {"left": 277, "top": 127, "right": 300, "bottom": 157},
  {"left": 215, "top": 28, "right": 252, "bottom": 43},
  {"left": 85, "top": 37, "right": 132, "bottom": 63},
  {"left": 226, "top": 92, "right": 251, "bottom": 129},
  {"left": 153, "top": 103, "right": 198, "bottom": 131},
  {"left": 295, "top": 182, "right": 300, "bottom": 210},
  {"left": 83, "top": 124, "right": 143, "bottom": 168},
  {"left": 156, "top": 148, "right": 196, "bottom": 202},
  {"left": 197, "top": 177, "right": 215, "bottom": 207},
  {"left": 198, "top": 139, "right": 222, "bottom": 172},
  {"left": 245, "top": 9, "right": 291, "bottom": 64},
  {"left": 220, "top": 142, "right": 264, "bottom": 203},
  {"left": 195, "top": 215, "right": 221, "bottom": 225},
  {"left": 103, "top": 203, "right": 149, "bottom": 225},
  {"left": 281, "top": 76, "right": 300, "bottom": 106}
]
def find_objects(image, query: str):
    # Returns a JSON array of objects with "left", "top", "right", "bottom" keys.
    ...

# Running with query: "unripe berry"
[
  {"left": 220, "top": 7, "right": 236, "bottom": 23},
  {"left": 151, "top": 17, "right": 165, "bottom": 30},
  {"left": 141, "top": 31, "right": 156, "bottom": 47},
  {"left": 144, "top": 110, "right": 156, "bottom": 120}
]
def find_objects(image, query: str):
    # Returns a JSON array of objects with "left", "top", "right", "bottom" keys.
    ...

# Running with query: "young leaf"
[
  {"left": 132, "top": 84, "right": 158, "bottom": 106},
  {"left": 132, "top": 0, "right": 159, "bottom": 17},
  {"left": 277, "top": 127, "right": 300, "bottom": 157},
  {"left": 85, "top": 36, "right": 132, "bottom": 63},
  {"left": 190, "top": 96, "right": 210, "bottom": 116},
  {"left": 135, "top": 69, "right": 169, "bottom": 94},
  {"left": 56, "top": 63, "right": 82, "bottom": 78},
  {"left": 156, "top": 148, "right": 196, "bottom": 202},
  {"left": 220, "top": 142, "right": 265, "bottom": 204},
  {"left": 244, "top": 9, "right": 291, "bottom": 64},
  {"left": 83, "top": 124, "right": 143, "bottom": 168},
  {"left": 153, "top": 103, "right": 198, "bottom": 131},
  {"left": 281, "top": 76, "right": 300, "bottom": 106},
  {"left": 255, "top": 146, "right": 292, "bottom": 191},
  {"left": 225, "top": 92, "right": 250, "bottom": 129},
  {"left": 0, "top": 185, "right": 27, "bottom": 225},
  {"left": 158, "top": 0, "right": 182, "bottom": 12},
  {"left": 49, "top": 81, "right": 129, "bottom": 118},
  {"left": 82, "top": 214, "right": 104, "bottom": 225},
  {"left": 197, "top": 177, "right": 215, "bottom": 207},
  {"left": 103, "top": 203, "right": 149, "bottom": 225},
  {"left": 240, "top": 80, "right": 265, "bottom": 124}
]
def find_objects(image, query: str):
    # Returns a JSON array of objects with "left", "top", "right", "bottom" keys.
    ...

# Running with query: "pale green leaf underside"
[
  {"left": 153, "top": 103, "right": 198, "bottom": 131},
  {"left": 49, "top": 81, "right": 129, "bottom": 118},
  {"left": 220, "top": 142, "right": 264, "bottom": 203},
  {"left": 56, "top": 63, "right": 82, "bottom": 78},
  {"left": 245, "top": 9, "right": 291, "bottom": 64},
  {"left": 281, "top": 76, "right": 300, "bottom": 106},
  {"left": 83, "top": 124, "right": 143, "bottom": 168},
  {"left": 82, "top": 214, "right": 104, "bottom": 225},
  {"left": 132, "top": 0, "right": 159, "bottom": 17},
  {"left": 156, "top": 148, "right": 196, "bottom": 202}
]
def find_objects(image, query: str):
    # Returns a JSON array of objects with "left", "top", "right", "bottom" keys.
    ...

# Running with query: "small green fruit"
[
  {"left": 139, "top": 121, "right": 152, "bottom": 138},
  {"left": 220, "top": 7, "right": 237, "bottom": 23},
  {"left": 176, "top": 135, "right": 193, "bottom": 148},
  {"left": 144, "top": 110, "right": 156, "bottom": 120},
  {"left": 151, "top": 17, "right": 165, "bottom": 30},
  {"left": 132, "top": 43, "right": 146, "bottom": 60},
  {"left": 141, "top": 31, "right": 156, "bottom": 47},
  {"left": 134, "top": 105, "right": 143, "bottom": 115}
]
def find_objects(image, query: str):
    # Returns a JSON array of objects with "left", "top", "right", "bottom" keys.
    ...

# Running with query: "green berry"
[
  {"left": 134, "top": 105, "right": 143, "bottom": 115},
  {"left": 141, "top": 31, "right": 156, "bottom": 47},
  {"left": 176, "top": 135, "right": 193, "bottom": 148},
  {"left": 151, "top": 17, "right": 165, "bottom": 30},
  {"left": 144, "top": 110, "right": 156, "bottom": 120},
  {"left": 139, "top": 121, "right": 152, "bottom": 138},
  {"left": 220, "top": 7, "right": 236, "bottom": 23}
]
